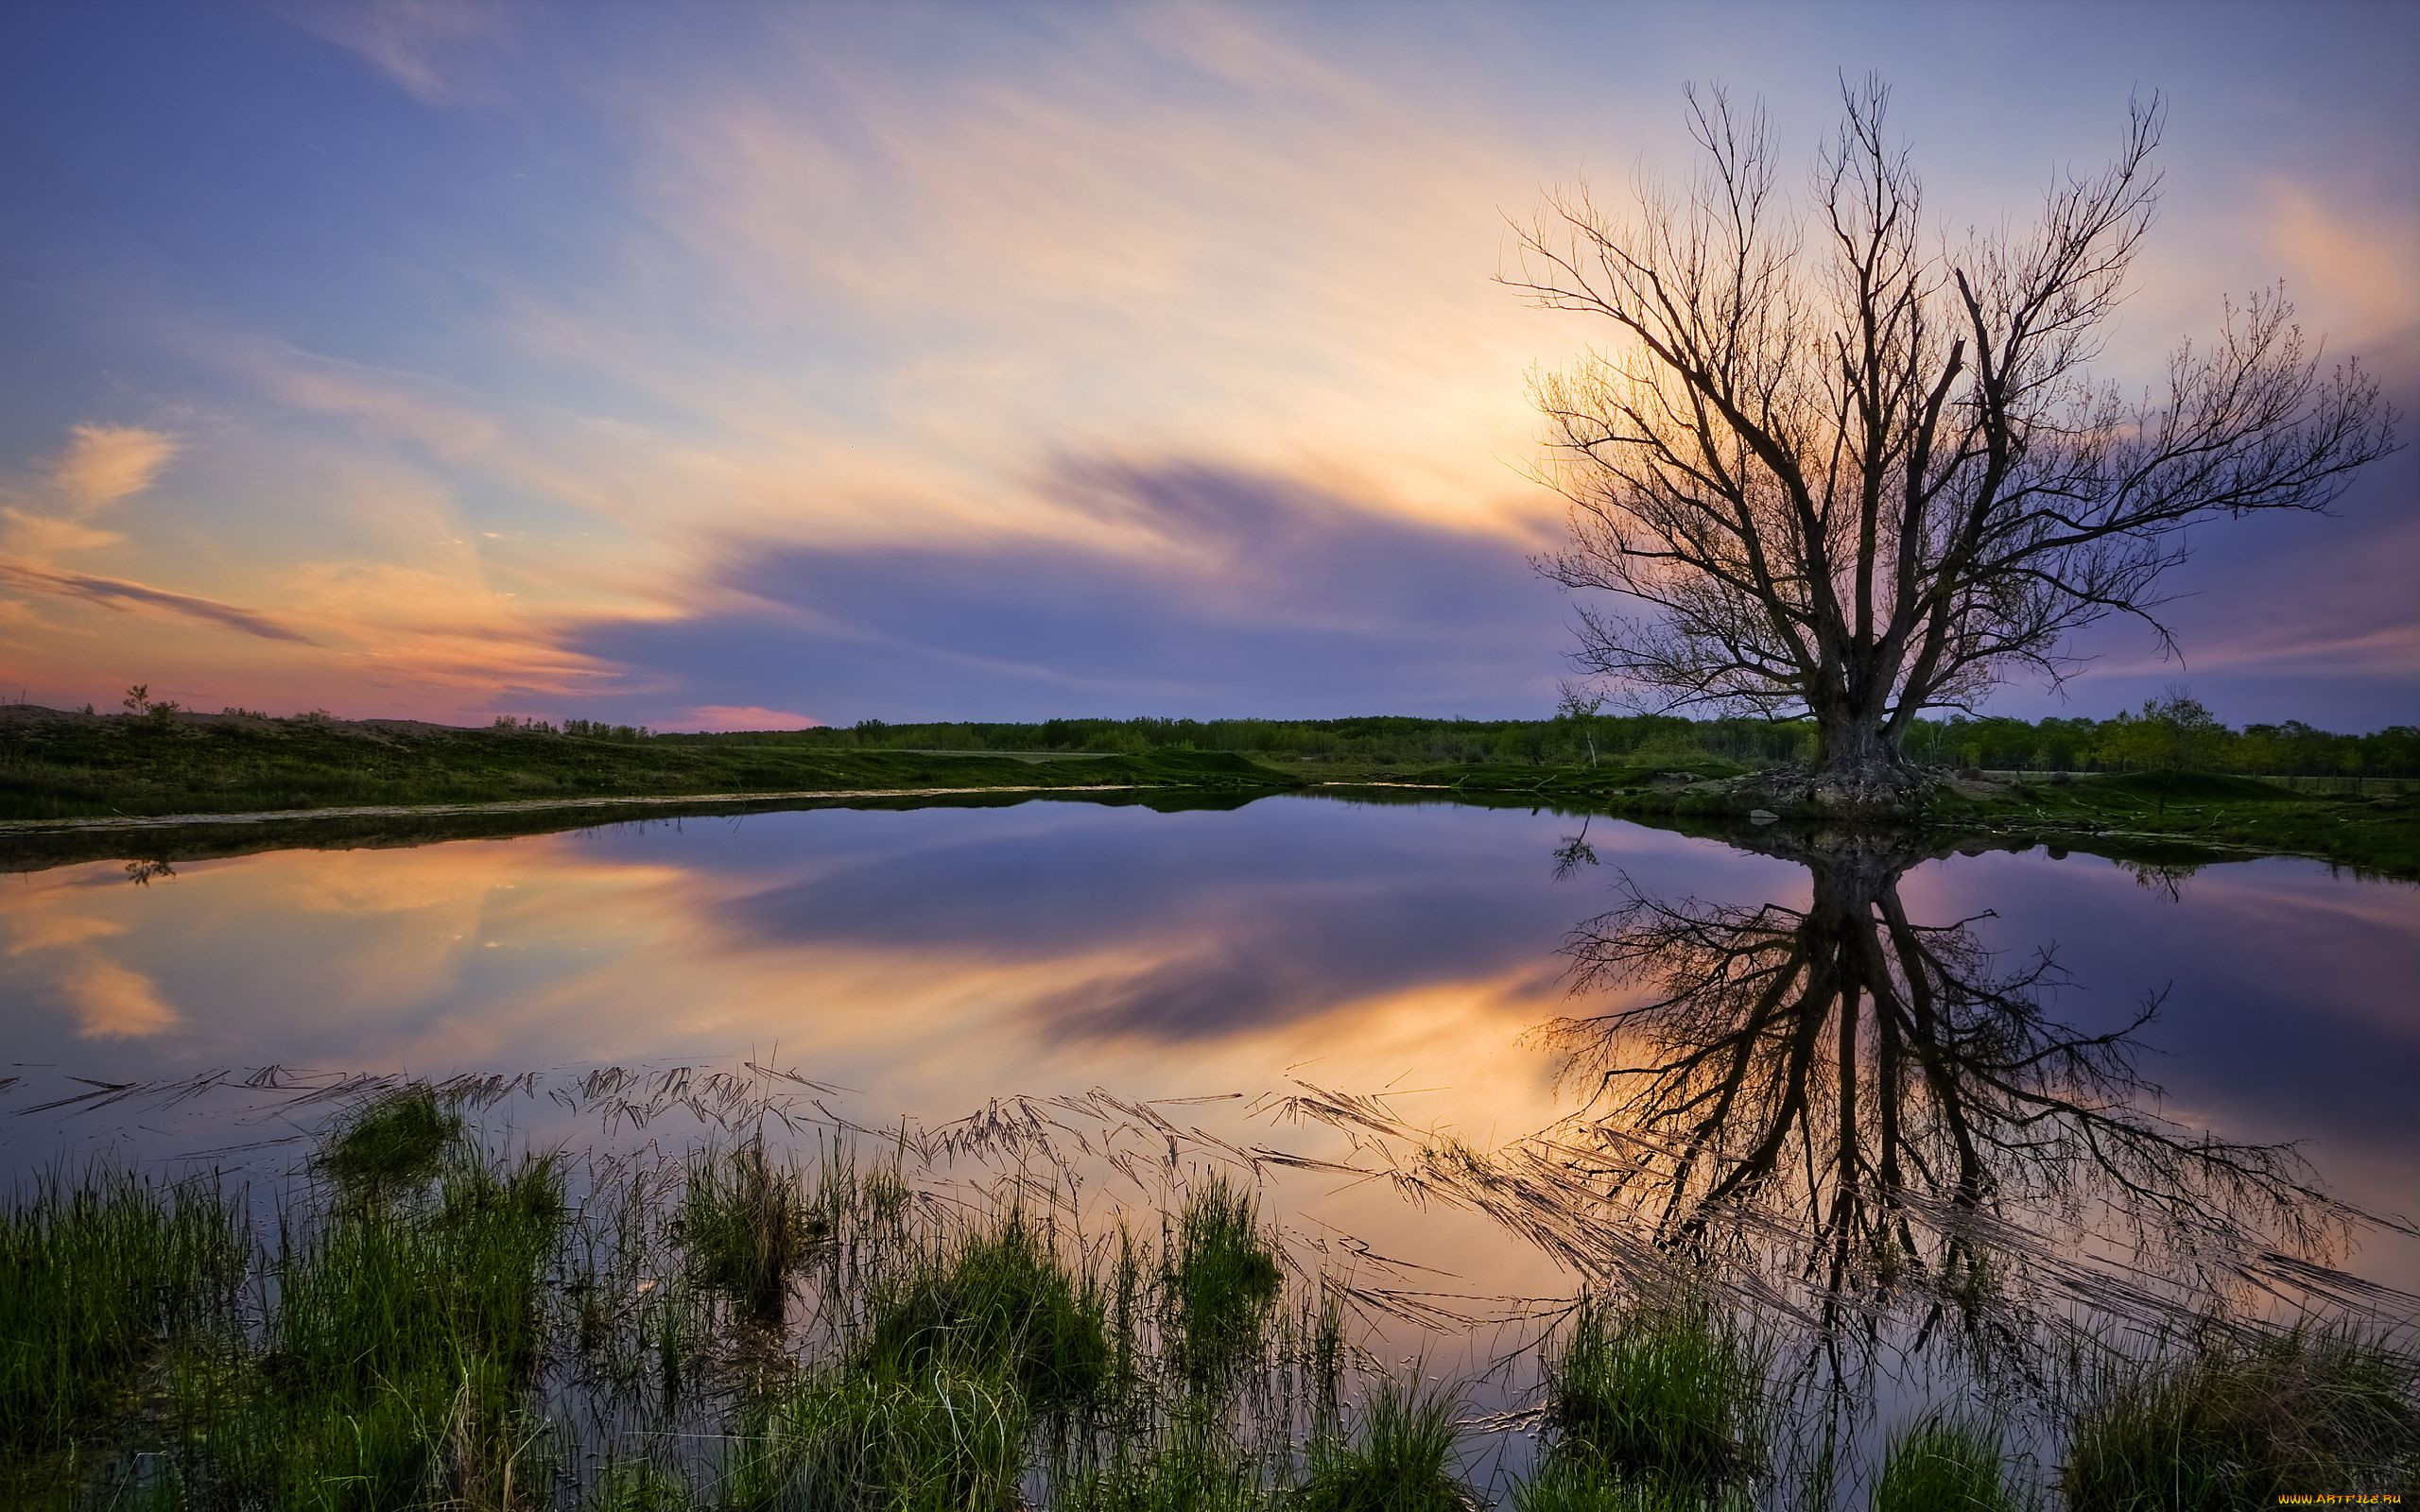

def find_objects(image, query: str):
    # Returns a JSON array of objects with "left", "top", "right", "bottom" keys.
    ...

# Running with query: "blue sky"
[{"left": 2, "top": 1, "right": 2412, "bottom": 730}]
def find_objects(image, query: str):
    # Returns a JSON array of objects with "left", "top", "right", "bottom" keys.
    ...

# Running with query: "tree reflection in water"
[
  {"left": 1297, "top": 830, "right": 2411, "bottom": 1432},
  {"left": 1543, "top": 833, "right": 2341, "bottom": 1332}
]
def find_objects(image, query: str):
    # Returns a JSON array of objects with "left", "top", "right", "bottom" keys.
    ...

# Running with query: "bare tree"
[{"left": 1507, "top": 78, "right": 2395, "bottom": 810}]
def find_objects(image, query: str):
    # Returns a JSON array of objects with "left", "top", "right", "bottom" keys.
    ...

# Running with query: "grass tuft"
[
  {"left": 1872, "top": 1413, "right": 2019, "bottom": 1512},
  {"left": 321, "top": 1086, "right": 461, "bottom": 1200},
  {"left": 1063, "top": 1412, "right": 1268, "bottom": 1511},
  {"left": 1296, "top": 1375, "right": 1477, "bottom": 1512},
  {"left": 732, "top": 1361, "right": 1029, "bottom": 1512},
  {"left": 1166, "top": 1175, "right": 1284, "bottom": 1392},
  {"left": 859, "top": 1210, "right": 1112, "bottom": 1416},
  {"left": 587, "top": 1454, "right": 694, "bottom": 1510},
  {"left": 2062, "top": 1324, "right": 2420, "bottom": 1509},
  {"left": 679, "top": 1138, "right": 826, "bottom": 1325},
  {"left": 1530, "top": 1297, "right": 1768, "bottom": 1498},
  {"left": 0, "top": 1171, "right": 243, "bottom": 1481}
]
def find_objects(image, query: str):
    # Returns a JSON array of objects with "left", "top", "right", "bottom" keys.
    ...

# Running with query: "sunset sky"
[{"left": 3, "top": 1, "right": 2413, "bottom": 731}]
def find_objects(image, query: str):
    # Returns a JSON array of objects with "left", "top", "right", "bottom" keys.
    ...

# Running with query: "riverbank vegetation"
[
  {"left": 6, "top": 1090, "right": 2413, "bottom": 1508},
  {"left": 0, "top": 704, "right": 1297, "bottom": 822},
  {"left": 8, "top": 701, "right": 2416, "bottom": 878}
]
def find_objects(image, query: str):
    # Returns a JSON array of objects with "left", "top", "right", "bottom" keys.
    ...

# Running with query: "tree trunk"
[{"left": 1804, "top": 705, "right": 1932, "bottom": 816}]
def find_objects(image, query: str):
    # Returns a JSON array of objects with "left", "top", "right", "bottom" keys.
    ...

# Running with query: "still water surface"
[{"left": 4, "top": 794, "right": 2414, "bottom": 1481}]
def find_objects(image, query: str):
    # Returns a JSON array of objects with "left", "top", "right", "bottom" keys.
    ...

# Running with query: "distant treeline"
[{"left": 654, "top": 709, "right": 2420, "bottom": 778}]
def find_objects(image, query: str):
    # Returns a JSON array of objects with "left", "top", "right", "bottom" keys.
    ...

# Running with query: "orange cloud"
[
  {"left": 63, "top": 956, "right": 181, "bottom": 1039},
  {"left": 51, "top": 423, "right": 179, "bottom": 509}
]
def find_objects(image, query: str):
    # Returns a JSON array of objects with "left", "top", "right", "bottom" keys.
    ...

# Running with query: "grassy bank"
[
  {"left": 1323, "top": 763, "right": 2420, "bottom": 880},
  {"left": 8, "top": 1090, "right": 2413, "bottom": 1508},
  {"left": 8, "top": 706, "right": 2416, "bottom": 878},
  {"left": 0, "top": 707, "right": 1299, "bottom": 822}
]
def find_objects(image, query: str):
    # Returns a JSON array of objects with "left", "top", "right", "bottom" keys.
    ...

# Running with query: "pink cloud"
[{"left": 680, "top": 704, "right": 821, "bottom": 732}]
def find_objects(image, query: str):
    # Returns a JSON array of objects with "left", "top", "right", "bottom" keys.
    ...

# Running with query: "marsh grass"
[
  {"left": 858, "top": 1209, "right": 1113, "bottom": 1418},
  {"left": 678, "top": 1138, "right": 827, "bottom": 1325},
  {"left": 1527, "top": 1297, "right": 1770, "bottom": 1501},
  {"left": 320, "top": 1086, "right": 461, "bottom": 1201},
  {"left": 1164, "top": 1176, "right": 1284, "bottom": 1394},
  {"left": 165, "top": 1148, "right": 567, "bottom": 1507},
  {"left": 1295, "top": 1375, "right": 1478, "bottom": 1512},
  {"left": 585, "top": 1455, "right": 693, "bottom": 1511},
  {"left": 1871, "top": 1413, "right": 2021, "bottom": 1512},
  {"left": 16, "top": 1088, "right": 2416, "bottom": 1511},
  {"left": 1059, "top": 1410, "right": 1267, "bottom": 1512},
  {"left": 2060, "top": 1324, "right": 2420, "bottom": 1509},
  {"left": 0, "top": 1172, "right": 244, "bottom": 1487},
  {"left": 729, "top": 1360, "right": 1030, "bottom": 1511}
]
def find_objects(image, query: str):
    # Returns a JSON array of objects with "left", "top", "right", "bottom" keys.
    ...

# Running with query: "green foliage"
[
  {"left": 1531, "top": 1298, "right": 1768, "bottom": 1497},
  {"left": 859, "top": 1211, "right": 1113, "bottom": 1415},
  {"left": 0, "top": 1173, "right": 243, "bottom": 1475},
  {"left": 1165, "top": 1176, "right": 1284, "bottom": 1391},
  {"left": 1872, "top": 1414, "right": 2019, "bottom": 1512},
  {"left": 320, "top": 1086, "right": 461, "bottom": 1201},
  {"left": 1296, "top": 1376, "right": 1477, "bottom": 1512},
  {"left": 0, "top": 709, "right": 1300, "bottom": 822},
  {"left": 2062, "top": 1326, "right": 2420, "bottom": 1509}
]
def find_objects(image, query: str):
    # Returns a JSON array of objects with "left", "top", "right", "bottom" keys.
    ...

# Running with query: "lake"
[{"left": 4, "top": 792, "right": 2414, "bottom": 1500}]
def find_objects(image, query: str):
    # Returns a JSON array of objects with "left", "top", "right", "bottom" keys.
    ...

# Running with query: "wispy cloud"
[
  {"left": 51, "top": 423, "right": 179, "bottom": 509},
  {"left": 282, "top": 0, "right": 513, "bottom": 106},
  {"left": 0, "top": 559, "right": 318, "bottom": 644}
]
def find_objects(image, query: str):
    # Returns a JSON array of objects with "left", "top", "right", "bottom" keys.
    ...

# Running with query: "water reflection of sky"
[{"left": 4, "top": 796, "right": 2413, "bottom": 1293}]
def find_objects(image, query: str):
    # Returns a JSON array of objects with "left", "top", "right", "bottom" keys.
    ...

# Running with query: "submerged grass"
[{"left": 2061, "top": 1324, "right": 2420, "bottom": 1509}]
